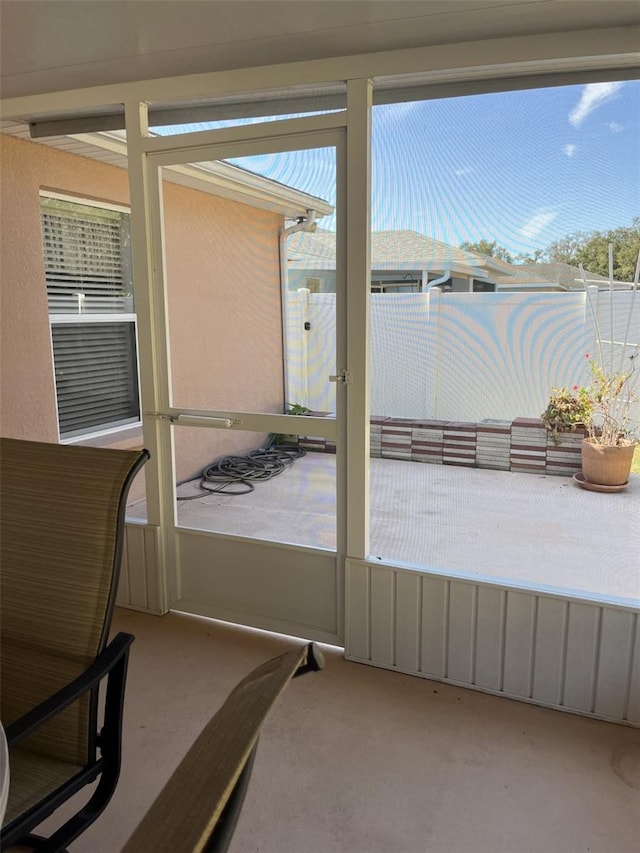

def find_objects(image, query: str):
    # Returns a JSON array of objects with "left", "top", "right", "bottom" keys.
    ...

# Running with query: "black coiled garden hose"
[{"left": 177, "top": 439, "right": 306, "bottom": 500}]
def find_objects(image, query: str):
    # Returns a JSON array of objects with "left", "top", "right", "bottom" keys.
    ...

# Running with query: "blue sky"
[
  {"left": 158, "top": 79, "right": 639, "bottom": 258},
  {"left": 370, "top": 80, "right": 639, "bottom": 256}
]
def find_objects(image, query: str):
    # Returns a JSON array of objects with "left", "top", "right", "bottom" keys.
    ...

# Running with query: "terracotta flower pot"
[{"left": 581, "top": 438, "right": 635, "bottom": 486}]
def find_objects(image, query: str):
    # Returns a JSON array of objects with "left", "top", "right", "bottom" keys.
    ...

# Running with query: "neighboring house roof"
[
  {"left": 518, "top": 261, "right": 609, "bottom": 288},
  {"left": 295, "top": 235, "right": 633, "bottom": 292},
  {"left": 487, "top": 258, "right": 621, "bottom": 291},
  {"left": 483, "top": 257, "right": 569, "bottom": 291},
  {"left": 516, "top": 261, "right": 634, "bottom": 291},
  {"left": 288, "top": 228, "right": 506, "bottom": 279},
  {"left": 289, "top": 231, "right": 626, "bottom": 293}
]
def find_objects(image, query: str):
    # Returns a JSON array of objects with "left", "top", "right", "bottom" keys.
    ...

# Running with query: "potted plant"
[
  {"left": 579, "top": 248, "right": 639, "bottom": 487},
  {"left": 579, "top": 354, "right": 638, "bottom": 486},
  {"left": 542, "top": 245, "right": 639, "bottom": 488},
  {"left": 542, "top": 350, "right": 638, "bottom": 487}
]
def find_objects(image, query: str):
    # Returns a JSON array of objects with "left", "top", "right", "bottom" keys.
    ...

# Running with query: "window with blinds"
[{"left": 40, "top": 195, "right": 140, "bottom": 439}]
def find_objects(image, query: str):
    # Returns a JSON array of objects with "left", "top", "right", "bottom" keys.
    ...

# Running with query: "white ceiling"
[{"left": 1, "top": 0, "right": 638, "bottom": 100}]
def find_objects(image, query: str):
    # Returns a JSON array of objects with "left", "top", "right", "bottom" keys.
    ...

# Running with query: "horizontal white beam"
[
  {"left": 139, "top": 111, "right": 346, "bottom": 155},
  {"left": 149, "top": 408, "right": 338, "bottom": 439}
]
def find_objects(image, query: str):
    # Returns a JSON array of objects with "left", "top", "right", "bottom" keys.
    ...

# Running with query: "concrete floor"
[
  {"left": 129, "top": 454, "right": 640, "bottom": 602},
  {"left": 34, "top": 609, "right": 640, "bottom": 852}
]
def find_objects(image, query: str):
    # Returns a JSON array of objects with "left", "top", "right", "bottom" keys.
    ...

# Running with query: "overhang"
[{"left": 0, "top": 122, "right": 334, "bottom": 219}]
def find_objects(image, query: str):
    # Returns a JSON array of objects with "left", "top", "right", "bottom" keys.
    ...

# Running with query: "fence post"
[
  {"left": 285, "top": 288, "right": 309, "bottom": 408},
  {"left": 299, "top": 288, "right": 310, "bottom": 408},
  {"left": 428, "top": 287, "right": 443, "bottom": 419}
]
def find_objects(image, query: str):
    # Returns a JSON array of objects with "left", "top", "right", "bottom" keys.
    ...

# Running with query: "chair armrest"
[
  {"left": 122, "top": 642, "right": 324, "bottom": 853},
  {"left": 5, "top": 632, "right": 134, "bottom": 748}
]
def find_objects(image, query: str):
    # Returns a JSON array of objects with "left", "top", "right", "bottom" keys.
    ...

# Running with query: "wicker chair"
[
  {"left": 0, "top": 437, "right": 149, "bottom": 852},
  {"left": 122, "top": 642, "right": 324, "bottom": 853}
]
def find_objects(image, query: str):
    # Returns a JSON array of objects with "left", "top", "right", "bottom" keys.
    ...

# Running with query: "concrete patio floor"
[
  {"left": 128, "top": 453, "right": 640, "bottom": 603},
  {"left": 36, "top": 608, "right": 640, "bottom": 852}
]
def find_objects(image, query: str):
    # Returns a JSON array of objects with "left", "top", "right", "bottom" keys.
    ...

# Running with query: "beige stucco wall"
[
  {"left": 0, "top": 133, "right": 285, "bottom": 499},
  {"left": 161, "top": 171, "right": 284, "bottom": 483}
]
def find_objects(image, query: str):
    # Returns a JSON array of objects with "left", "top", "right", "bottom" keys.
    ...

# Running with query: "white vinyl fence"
[{"left": 287, "top": 288, "right": 640, "bottom": 424}]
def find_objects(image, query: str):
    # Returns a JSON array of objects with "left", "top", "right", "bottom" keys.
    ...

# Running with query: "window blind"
[
  {"left": 51, "top": 323, "right": 140, "bottom": 435},
  {"left": 41, "top": 198, "right": 133, "bottom": 314}
]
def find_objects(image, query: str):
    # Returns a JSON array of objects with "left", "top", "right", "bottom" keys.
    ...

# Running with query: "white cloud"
[
  {"left": 374, "top": 101, "right": 421, "bottom": 128},
  {"left": 569, "top": 82, "right": 624, "bottom": 127},
  {"left": 564, "top": 144, "right": 577, "bottom": 157},
  {"left": 382, "top": 102, "right": 420, "bottom": 120},
  {"left": 520, "top": 211, "right": 559, "bottom": 240},
  {"left": 454, "top": 166, "right": 473, "bottom": 177},
  {"left": 608, "top": 121, "right": 624, "bottom": 133}
]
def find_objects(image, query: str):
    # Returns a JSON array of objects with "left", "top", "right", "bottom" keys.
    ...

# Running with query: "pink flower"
[
  {"left": 572, "top": 385, "right": 579, "bottom": 390},
  {"left": 585, "top": 353, "right": 590, "bottom": 359}
]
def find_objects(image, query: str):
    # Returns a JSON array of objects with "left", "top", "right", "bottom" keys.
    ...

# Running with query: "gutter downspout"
[
  {"left": 279, "top": 209, "right": 317, "bottom": 408},
  {"left": 422, "top": 269, "right": 451, "bottom": 292}
]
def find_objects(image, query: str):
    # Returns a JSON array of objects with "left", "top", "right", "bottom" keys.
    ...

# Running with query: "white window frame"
[{"left": 40, "top": 191, "right": 142, "bottom": 443}]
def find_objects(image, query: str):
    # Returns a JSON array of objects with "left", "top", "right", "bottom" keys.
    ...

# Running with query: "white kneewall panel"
[
  {"left": 346, "top": 560, "right": 639, "bottom": 726},
  {"left": 174, "top": 530, "right": 340, "bottom": 645},
  {"left": 117, "top": 521, "right": 164, "bottom": 614}
]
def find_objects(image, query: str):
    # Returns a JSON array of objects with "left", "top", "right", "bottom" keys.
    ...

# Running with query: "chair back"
[{"left": 0, "top": 438, "right": 148, "bottom": 765}]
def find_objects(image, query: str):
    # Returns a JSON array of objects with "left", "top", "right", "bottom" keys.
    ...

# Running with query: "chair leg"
[{"left": 293, "top": 642, "right": 325, "bottom": 678}]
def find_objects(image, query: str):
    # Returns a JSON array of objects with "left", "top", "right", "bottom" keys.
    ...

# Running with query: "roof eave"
[{"left": 59, "top": 129, "right": 334, "bottom": 218}]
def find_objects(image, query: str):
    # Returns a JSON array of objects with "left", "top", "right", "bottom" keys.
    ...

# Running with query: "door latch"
[{"left": 329, "top": 369, "right": 352, "bottom": 384}]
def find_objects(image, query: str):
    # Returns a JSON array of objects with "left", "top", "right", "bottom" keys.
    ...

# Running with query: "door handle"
[
  {"left": 329, "top": 370, "right": 351, "bottom": 384},
  {"left": 146, "top": 412, "right": 239, "bottom": 428},
  {"left": 173, "top": 415, "right": 235, "bottom": 428}
]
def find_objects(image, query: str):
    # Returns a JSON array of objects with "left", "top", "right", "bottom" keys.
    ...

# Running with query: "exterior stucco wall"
[
  {"left": 1, "top": 134, "right": 76, "bottom": 444},
  {"left": 0, "top": 134, "right": 284, "bottom": 496},
  {"left": 162, "top": 174, "right": 284, "bottom": 482}
]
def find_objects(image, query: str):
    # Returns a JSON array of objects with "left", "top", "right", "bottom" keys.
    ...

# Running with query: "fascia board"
[{"left": 169, "top": 162, "right": 333, "bottom": 218}]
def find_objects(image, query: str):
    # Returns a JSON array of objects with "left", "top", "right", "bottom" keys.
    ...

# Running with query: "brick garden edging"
[{"left": 299, "top": 416, "right": 585, "bottom": 477}]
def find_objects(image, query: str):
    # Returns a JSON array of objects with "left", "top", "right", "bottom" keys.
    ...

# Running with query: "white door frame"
[{"left": 125, "top": 93, "right": 371, "bottom": 640}]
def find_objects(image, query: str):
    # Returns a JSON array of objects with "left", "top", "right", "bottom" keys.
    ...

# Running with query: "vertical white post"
[
  {"left": 301, "top": 288, "right": 310, "bottom": 409},
  {"left": 125, "top": 101, "right": 178, "bottom": 609},
  {"left": 344, "top": 78, "right": 372, "bottom": 566},
  {"left": 430, "top": 287, "right": 443, "bottom": 419}
]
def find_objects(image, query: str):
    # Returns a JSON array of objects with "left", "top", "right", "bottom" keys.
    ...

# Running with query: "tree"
[
  {"left": 546, "top": 219, "right": 640, "bottom": 281},
  {"left": 516, "top": 248, "right": 545, "bottom": 264},
  {"left": 460, "top": 239, "right": 513, "bottom": 263},
  {"left": 542, "top": 232, "right": 589, "bottom": 265}
]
